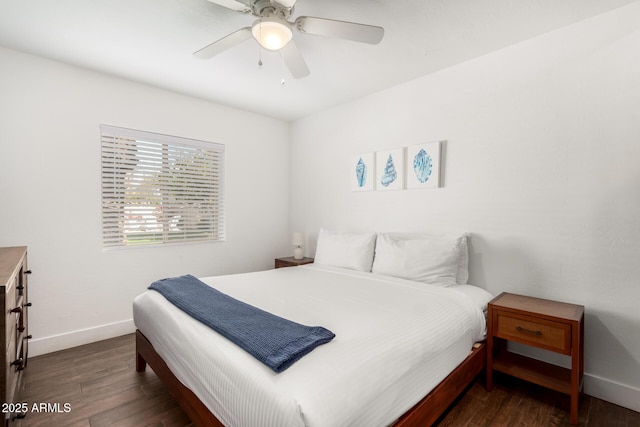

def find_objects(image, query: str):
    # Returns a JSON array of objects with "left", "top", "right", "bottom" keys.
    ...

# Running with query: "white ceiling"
[{"left": 0, "top": 0, "right": 635, "bottom": 121}]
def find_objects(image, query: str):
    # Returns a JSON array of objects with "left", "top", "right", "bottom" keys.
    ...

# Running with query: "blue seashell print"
[
  {"left": 380, "top": 154, "right": 397, "bottom": 187},
  {"left": 413, "top": 148, "right": 433, "bottom": 183},
  {"left": 355, "top": 157, "right": 367, "bottom": 187}
]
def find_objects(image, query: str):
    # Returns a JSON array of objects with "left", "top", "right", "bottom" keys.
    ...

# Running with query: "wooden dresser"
[{"left": 0, "top": 247, "right": 31, "bottom": 424}]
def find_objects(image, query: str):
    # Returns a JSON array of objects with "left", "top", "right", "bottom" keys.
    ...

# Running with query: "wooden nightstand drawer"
[{"left": 496, "top": 312, "right": 571, "bottom": 354}]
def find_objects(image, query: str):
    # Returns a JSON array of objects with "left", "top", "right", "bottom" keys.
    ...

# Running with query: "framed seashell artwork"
[
  {"left": 406, "top": 141, "right": 441, "bottom": 189},
  {"left": 350, "top": 152, "right": 375, "bottom": 191},
  {"left": 375, "top": 148, "right": 405, "bottom": 191}
]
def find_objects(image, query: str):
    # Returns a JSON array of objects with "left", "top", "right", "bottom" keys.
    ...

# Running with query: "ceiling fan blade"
[
  {"left": 280, "top": 40, "right": 310, "bottom": 79},
  {"left": 205, "top": 0, "right": 251, "bottom": 13},
  {"left": 295, "top": 16, "right": 384, "bottom": 44},
  {"left": 194, "top": 27, "right": 252, "bottom": 59}
]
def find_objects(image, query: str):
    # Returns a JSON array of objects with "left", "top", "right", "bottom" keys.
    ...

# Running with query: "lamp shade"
[
  {"left": 292, "top": 232, "right": 305, "bottom": 247},
  {"left": 252, "top": 17, "right": 293, "bottom": 51}
]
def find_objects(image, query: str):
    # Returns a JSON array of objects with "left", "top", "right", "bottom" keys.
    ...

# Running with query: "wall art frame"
[
  {"left": 375, "top": 148, "right": 405, "bottom": 191},
  {"left": 350, "top": 152, "right": 375, "bottom": 191},
  {"left": 406, "top": 141, "right": 441, "bottom": 189}
]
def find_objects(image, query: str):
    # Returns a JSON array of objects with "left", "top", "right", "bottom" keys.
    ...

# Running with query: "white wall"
[
  {"left": 290, "top": 3, "right": 640, "bottom": 411},
  {"left": 0, "top": 46, "right": 291, "bottom": 356}
]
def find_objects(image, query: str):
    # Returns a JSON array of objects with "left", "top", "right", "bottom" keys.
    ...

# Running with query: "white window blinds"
[{"left": 100, "top": 125, "right": 225, "bottom": 248}]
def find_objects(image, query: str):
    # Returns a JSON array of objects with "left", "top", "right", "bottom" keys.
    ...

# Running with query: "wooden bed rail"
[
  {"left": 136, "top": 330, "right": 224, "bottom": 427},
  {"left": 394, "top": 343, "right": 486, "bottom": 426}
]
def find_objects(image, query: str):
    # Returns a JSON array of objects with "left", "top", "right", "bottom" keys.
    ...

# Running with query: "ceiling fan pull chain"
[
  {"left": 281, "top": 54, "right": 286, "bottom": 86},
  {"left": 258, "top": 22, "right": 263, "bottom": 67}
]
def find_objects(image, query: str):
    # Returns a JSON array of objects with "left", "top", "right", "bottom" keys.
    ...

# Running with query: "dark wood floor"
[{"left": 14, "top": 334, "right": 640, "bottom": 426}]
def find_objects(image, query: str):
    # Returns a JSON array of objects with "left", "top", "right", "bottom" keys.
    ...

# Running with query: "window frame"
[{"left": 100, "top": 125, "right": 225, "bottom": 249}]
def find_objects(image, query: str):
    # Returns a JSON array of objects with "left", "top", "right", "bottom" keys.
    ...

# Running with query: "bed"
[{"left": 134, "top": 230, "right": 494, "bottom": 427}]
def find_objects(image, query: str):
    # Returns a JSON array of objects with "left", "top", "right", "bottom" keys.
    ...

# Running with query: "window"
[{"left": 100, "top": 125, "right": 224, "bottom": 248}]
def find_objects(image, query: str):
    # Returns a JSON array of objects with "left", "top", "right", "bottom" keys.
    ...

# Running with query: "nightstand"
[
  {"left": 486, "top": 292, "right": 584, "bottom": 425},
  {"left": 274, "top": 257, "right": 314, "bottom": 269}
]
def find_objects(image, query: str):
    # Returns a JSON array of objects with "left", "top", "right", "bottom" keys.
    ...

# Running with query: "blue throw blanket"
[{"left": 148, "top": 274, "right": 335, "bottom": 373}]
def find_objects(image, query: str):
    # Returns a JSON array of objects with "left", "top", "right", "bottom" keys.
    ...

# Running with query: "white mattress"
[{"left": 133, "top": 264, "right": 491, "bottom": 427}]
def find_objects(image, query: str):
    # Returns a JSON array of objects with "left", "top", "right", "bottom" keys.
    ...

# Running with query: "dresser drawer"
[
  {"left": 5, "top": 278, "right": 17, "bottom": 352},
  {"left": 495, "top": 312, "right": 571, "bottom": 354}
]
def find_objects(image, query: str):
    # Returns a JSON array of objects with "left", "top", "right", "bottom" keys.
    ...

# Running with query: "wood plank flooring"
[
  {"left": 13, "top": 334, "right": 640, "bottom": 426},
  {"left": 16, "top": 334, "right": 193, "bottom": 427}
]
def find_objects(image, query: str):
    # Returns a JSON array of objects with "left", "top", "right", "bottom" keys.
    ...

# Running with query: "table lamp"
[{"left": 292, "top": 232, "right": 305, "bottom": 260}]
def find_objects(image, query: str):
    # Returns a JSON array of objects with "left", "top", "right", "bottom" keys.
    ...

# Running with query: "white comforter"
[{"left": 133, "top": 264, "right": 490, "bottom": 427}]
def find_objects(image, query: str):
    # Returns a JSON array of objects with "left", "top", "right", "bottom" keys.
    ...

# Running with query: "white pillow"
[
  {"left": 314, "top": 228, "right": 377, "bottom": 272},
  {"left": 376, "top": 232, "right": 469, "bottom": 285},
  {"left": 372, "top": 233, "right": 467, "bottom": 286}
]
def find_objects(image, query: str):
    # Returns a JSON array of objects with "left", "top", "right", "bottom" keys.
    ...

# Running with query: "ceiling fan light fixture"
[{"left": 252, "top": 17, "right": 292, "bottom": 51}]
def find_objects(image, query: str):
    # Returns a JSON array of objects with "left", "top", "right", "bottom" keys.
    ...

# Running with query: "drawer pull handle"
[
  {"left": 11, "top": 358, "right": 24, "bottom": 370},
  {"left": 516, "top": 326, "right": 542, "bottom": 336}
]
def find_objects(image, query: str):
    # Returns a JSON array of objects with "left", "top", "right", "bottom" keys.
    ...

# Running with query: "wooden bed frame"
[{"left": 136, "top": 330, "right": 486, "bottom": 427}]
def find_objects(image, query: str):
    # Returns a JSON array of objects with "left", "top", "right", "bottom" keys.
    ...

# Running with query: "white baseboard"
[
  {"left": 28, "top": 319, "right": 136, "bottom": 357},
  {"left": 507, "top": 343, "right": 640, "bottom": 413},
  {"left": 584, "top": 373, "right": 640, "bottom": 413}
]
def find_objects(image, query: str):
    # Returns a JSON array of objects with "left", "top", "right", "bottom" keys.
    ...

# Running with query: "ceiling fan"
[{"left": 194, "top": 0, "right": 384, "bottom": 78}]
